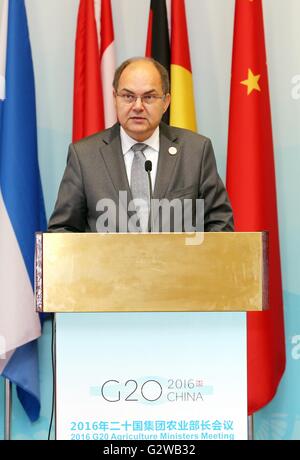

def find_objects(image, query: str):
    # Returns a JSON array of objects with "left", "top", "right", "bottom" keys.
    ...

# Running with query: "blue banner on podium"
[{"left": 56, "top": 312, "right": 247, "bottom": 440}]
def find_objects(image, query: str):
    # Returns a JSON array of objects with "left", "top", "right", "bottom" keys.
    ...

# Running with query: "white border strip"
[{"left": 0, "top": 0, "right": 8, "bottom": 100}]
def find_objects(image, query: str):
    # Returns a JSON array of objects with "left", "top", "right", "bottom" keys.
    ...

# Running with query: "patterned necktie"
[{"left": 130, "top": 143, "right": 150, "bottom": 232}]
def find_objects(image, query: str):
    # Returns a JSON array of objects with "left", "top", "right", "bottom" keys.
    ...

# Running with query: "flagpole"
[
  {"left": 248, "top": 415, "right": 254, "bottom": 440},
  {"left": 4, "top": 378, "right": 12, "bottom": 440}
]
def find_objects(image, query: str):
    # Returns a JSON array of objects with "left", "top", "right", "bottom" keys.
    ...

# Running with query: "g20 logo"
[{"left": 101, "top": 379, "right": 163, "bottom": 402}]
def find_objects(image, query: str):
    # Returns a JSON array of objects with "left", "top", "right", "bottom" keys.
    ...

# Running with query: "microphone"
[
  {"left": 145, "top": 160, "right": 152, "bottom": 173},
  {"left": 144, "top": 160, "right": 153, "bottom": 232}
]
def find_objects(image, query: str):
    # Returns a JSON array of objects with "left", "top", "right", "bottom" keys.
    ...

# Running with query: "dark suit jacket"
[{"left": 48, "top": 122, "right": 234, "bottom": 232}]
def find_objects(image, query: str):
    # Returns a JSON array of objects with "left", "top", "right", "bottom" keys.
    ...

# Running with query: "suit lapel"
[
  {"left": 99, "top": 123, "right": 133, "bottom": 202},
  {"left": 153, "top": 123, "right": 181, "bottom": 199}
]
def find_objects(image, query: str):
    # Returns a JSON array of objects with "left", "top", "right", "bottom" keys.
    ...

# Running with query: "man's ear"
[
  {"left": 113, "top": 90, "right": 117, "bottom": 108},
  {"left": 163, "top": 93, "right": 171, "bottom": 113}
]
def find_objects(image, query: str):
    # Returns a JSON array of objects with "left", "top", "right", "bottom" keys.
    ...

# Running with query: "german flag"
[
  {"left": 146, "top": 0, "right": 196, "bottom": 130},
  {"left": 146, "top": 0, "right": 170, "bottom": 123},
  {"left": 170, "top": 0, "right": 197, "bottom": 131}
]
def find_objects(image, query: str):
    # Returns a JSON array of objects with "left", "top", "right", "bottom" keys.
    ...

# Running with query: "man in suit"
[{"left": 48, "top": 57, "right": 233, "bottom": 233}]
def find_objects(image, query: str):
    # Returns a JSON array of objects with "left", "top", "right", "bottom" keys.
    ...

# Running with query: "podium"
[{"left": 35, "top": 232, "right": 267, "bottom": 440}]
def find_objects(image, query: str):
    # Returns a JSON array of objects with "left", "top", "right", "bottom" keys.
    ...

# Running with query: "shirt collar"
[{"left": 120, "top": 126, "right": 160, "bottom": 155}]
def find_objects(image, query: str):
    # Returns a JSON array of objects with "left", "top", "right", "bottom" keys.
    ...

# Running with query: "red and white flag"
[{"left": 73, "top": 0, "right": 116, "bottom": 142}]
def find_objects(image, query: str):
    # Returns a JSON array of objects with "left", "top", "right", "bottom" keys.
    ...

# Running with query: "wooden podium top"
[{"left": 35, "top": 232, "right": 268, "bottom": 312}]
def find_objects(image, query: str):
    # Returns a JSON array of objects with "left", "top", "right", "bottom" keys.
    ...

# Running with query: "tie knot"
[{"left": 131, "top": 143, "right": 147, "bottom": 155}]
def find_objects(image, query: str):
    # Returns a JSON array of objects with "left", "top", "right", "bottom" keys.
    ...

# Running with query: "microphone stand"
[{"left": 145, "top": 160, "right": 153, "bottom": 232}]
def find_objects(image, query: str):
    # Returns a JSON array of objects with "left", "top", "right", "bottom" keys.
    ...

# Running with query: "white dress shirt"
[{"left": 120, "top": 126, "right": 159, "bottom": 189}]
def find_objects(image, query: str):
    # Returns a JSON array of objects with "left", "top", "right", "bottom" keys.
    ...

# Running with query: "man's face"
[{"left": 114, "top": 61, "right": 170, "bottom": 141}]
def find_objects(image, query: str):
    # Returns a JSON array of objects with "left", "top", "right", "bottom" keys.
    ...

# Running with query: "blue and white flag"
[{"left": 0, "top": 0, "right": 46, "bottom": 422}]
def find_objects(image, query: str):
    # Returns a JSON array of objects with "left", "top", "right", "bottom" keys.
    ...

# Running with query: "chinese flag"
[
  {"left": 226, "top": 0, "right": 286, "bottom": 414},
  {"left": 73, "top": 0, "right": 116, "bottom": 142},
  {"left": 146, "top": 0, "right": 170, "bottom": 123}
]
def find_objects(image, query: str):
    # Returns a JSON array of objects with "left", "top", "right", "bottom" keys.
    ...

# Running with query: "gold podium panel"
[{"left": 35, "top": 232, "right": 267, "bottom": 312}]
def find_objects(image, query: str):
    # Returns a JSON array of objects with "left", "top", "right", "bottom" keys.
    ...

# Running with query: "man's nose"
[{"left": 132, "top": 96, "right": 144, "bottom": 110}]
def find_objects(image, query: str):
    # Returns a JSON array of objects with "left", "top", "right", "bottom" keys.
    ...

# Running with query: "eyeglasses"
[{"left": 116, "top": 93, "right": 166, "bottom": 105}]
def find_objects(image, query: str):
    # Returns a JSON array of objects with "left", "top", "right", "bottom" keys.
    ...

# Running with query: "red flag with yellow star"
[{"left": 226, "top": 0, "right": 286, "bottom": 414}]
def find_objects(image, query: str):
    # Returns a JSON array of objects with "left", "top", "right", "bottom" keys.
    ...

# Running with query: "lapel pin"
[{"left": 168, "top": 147, "right": 177, "bottom": 155}]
